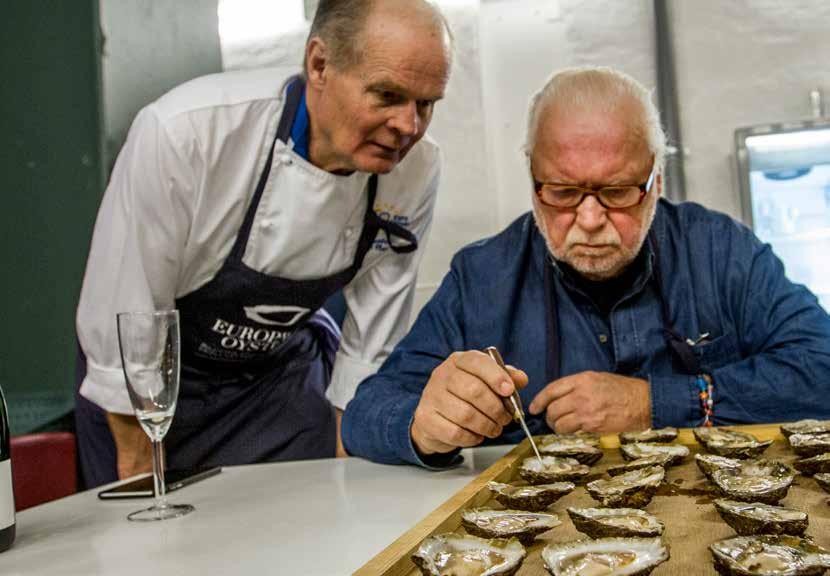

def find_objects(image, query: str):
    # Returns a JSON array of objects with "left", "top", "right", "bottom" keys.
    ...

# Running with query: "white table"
[{"left": 0, "top": 445, "right": 513, "bottom": 575}]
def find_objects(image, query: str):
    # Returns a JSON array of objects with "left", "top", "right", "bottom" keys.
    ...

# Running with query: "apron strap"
[
  {"left": 229, "top": 76, "right": 305, "bottom": 263},
  {"left": 543, "top": 256, "right": 562, "bottom": 383}
]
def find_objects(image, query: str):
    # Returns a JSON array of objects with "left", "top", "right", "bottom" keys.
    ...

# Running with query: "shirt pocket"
[{"left": 692, "top": 330, "right": 741, "bottom": 371}]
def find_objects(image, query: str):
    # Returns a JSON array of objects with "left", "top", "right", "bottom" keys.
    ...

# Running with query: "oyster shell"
[
  {"left": 460, "top": 508, "right": 561, "bottom": 545},
  {"left": 711, "top": 460, "right": 796, "bottom": 505},
  {"left": 793, "top": 453, "right": 830, "bottom": 476},
  {"left": 519, "top": 456, "right": 591, "bottom": 484},
  {"left": 487, "top": 481, "right": 575, "bottom": 512},
  {"left": 539, "top": 440, "right": 604, "bottom": 466},
  {"left": 781, "top": 419, "right": 830, "bottom": 438},
  {"left": 607, "top": 454, "right": 674, "bottom": 477},
  {"left": 693, "top": 427, "right": 773, "bottom": 459},
  {"left": 542, "top": 537, "right": 669, "bottom": 576},
  {"left": 713, "top": 499, "right": 808, "bottom": 536},
  {"left": 586, "top": 465, "right": 665, "bottom": 508},
  {"left": 620, "top": 442, "right": 689, "bottom": 466},
  {"left": 619, "top": 427, "right": 678, "bottom": 444},
  {"left": 412, "top": 533, "right": 526, "bottom": 576},
  {"left": 815, "top": 473, "right": 830, "bottom": 494},
  {"left": 567, "top": 507, "right": 664, "bottom": 539},
  {"left": 709, "top": 535, "right": 830, "bottom": 576},
  {"left": 788, "top": 433, "right": 830, "bottom": 458},
  {"left": 696, "top": 453, "right": 744, "bottom": 482},
  {"left": 538, "top": 432, "right": 602, "bottom": 448}
]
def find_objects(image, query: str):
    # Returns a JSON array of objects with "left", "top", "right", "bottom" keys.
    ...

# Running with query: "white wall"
[
  {"left": 99, "top": 0, "right": 222, "bottom": 170},
  {"left": 671, "top": 0, "right": 830, "bottom": 219}
]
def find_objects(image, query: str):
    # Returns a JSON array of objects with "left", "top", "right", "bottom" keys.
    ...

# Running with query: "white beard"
[{"left": 532, "top": 198, "right": 658, "bottom": 280}]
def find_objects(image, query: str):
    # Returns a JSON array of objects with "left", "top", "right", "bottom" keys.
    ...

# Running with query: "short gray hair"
[
  {"left": 525, "top": 66, "right": 666, "bottom": 172},
  {"left": 303, "top": 0, "right": 450, "bottom": 76}
]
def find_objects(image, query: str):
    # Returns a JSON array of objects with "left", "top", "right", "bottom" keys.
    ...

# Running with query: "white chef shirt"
[{"left": 77, "top": 66, "right": 440, "bottom": 414}]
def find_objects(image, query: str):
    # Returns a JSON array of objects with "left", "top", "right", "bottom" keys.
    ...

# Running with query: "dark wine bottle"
[{"left": 0, "top": 383, "right": 14, "bottom": 552}]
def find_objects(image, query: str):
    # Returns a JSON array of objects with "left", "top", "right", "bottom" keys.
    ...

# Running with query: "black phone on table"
[{"left": 97, "top": 467, "right": 221, "bottom": 500}]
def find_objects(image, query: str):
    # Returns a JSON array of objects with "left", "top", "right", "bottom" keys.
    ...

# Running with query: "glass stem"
[{"left": 151, "top": 439, "right": 167, "bottom": 509}]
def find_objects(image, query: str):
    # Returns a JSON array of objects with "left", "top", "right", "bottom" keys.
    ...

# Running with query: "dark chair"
[{"left": 10, "top": 432, "right": 78, "bottom": 511}]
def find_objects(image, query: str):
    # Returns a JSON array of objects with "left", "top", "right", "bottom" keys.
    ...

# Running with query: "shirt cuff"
[
  {"left": 79, "top": 360, "right": 134, "bottom": 414},
  {"left": 326, "top": 351, "right": 382, "bottom": 410},
  {"left": 393, "top": 395, "right": 463, "bottom": 470},
  {"left": 648, "top": 374, "right": 698, "bottom": 428}
]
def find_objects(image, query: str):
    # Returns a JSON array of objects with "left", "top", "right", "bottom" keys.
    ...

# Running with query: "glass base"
[{"left": 127, "top": 503, "right": 194, "bottom": 522}]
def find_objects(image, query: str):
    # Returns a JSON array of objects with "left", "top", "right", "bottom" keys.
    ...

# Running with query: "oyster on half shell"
[
  {"left": 788, "top": 433, "right": 830, "bottom": 458},
  {"left": 693, "top": 427, "right": 773, "bottom": 459},
  {"left": 519, "top": 456, "right": 591, "bottom": 485},
  {"left": 607, "top": 454, "right": 673, "bottom": 477},
  {"left": 793, "top": 453, "right": 830, "bottom": 476},
  {"left": 542, "top": 537, "right": 669, "bottom": 576},
  {"left": 567, "top": 507, "right": 665, "bottom": 539},
  {"left": 713, "top": 499, "right": 808, "bottom": 536},
  {"left": 586, "top": 465, "right": 665, "bottom": 508},
  {"left": 709, "top": 535, "right": 830, "bottom": 576},
  {"left": 620, "top": 442, "right": 689, "bottom": 466},
  {"left": 696, "top": 453, "right": 744, "bottom": 482},
  {"left": 711, "top": 460, "right": 796, "bottom": 505},
  {"left": 781, "top": 419, "right": 830, "bottom": 438},
  {"left": 539, "top": 440, "right": 603, "bottom": 466},
  {"left": 815, "top": 473, "right": 830, "bottom": 494},
  {"left": 460, "top": 508, "right": 561, "bottom": 545},
  {"left": 412, "top": 533, "right": 526, "bottom": 576},
  {"left": 619, "top": 427, "right": 678, "bottom": 444},
  {"left": 487, "top": 481, "right": 575, "bottom": 512},
  {"left": 538, "top": 432, "right": 601, "bottom": 448}
]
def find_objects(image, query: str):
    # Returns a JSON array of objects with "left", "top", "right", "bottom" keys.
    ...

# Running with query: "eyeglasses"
[{"left": 532, "top": 160, "right": 657, "bottom": 210}]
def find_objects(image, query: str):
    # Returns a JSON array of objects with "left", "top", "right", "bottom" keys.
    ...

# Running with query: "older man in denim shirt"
[{"left": 342, "top": 66, "right": 830, "bottom": 468}]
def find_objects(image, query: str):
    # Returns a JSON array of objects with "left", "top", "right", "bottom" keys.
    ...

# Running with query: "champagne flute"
[{"left": 116, "top": 310, "right": 194, "bottom": 522}]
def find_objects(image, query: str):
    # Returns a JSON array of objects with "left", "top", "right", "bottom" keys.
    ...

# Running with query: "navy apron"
[{"left": 76, "top": 76, "right": 418, "bottom": 485}]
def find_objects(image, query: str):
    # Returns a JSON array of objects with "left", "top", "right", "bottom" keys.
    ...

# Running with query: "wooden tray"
[{"left": 355, "top": 424, "right": 830, "bottom": 576}]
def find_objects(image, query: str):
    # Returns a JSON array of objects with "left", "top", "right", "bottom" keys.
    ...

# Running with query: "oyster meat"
[
  {"left": 710, "top": 535, "right": 830, "bottom": 576},
  {"left": 781, "top": 419, "right": 830, "bottom": 438},
  {"left": 694, "top": 427, "right": 773, "bottom": 459},
  {"left": 619, "top": 427, "right": 678, "bottom": 444},
  {"left": 696, "top": 453, "right": 744, "bottom": 482},
  {"left": 540, "top": 440, "right": 604, "bottom": 466},
  {"left": 542, "top": 537, "right": 669, "bottom": 576},
  {"left": 815, "top": 473, "right": 830, "bottom": 494},
  {"left": 487, "top": 481, "right": 575, "bottom": 512},
  {"left": 519, "top": 456, "right": 591, "bottom": 484},
  {"left": 620, "top": 442, "right": 689, "bottom": 466},
  {"left": 711, "top": 460, "right": 796, "bottom": 505},
  {"left": 788, "top": 433, "right": 830, "bottom": 458},
  {"left": 713, "top": 499, "right": 808, "bottom": 536},
  {"left": 793, "top": 453, "right": 830, "bottom": 476},
  {"left": 586, "top": 465, "right": 665, "bottom": 508},
  {"left": 567, "top": 507, "right": 665, "bottom": 539},
  {"left": 460, "top": 508, "right": 561, "bottom": 545},
  {"left": 607, "top": 454, "right": 673, "bottom": 477},
  {"left": 412, "top": 533, "right": 526, "bottom": 576}
]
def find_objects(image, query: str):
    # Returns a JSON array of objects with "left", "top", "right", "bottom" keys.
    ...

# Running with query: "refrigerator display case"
[{"left": 736, "top": 118, "right": 830, "bottom": 311}]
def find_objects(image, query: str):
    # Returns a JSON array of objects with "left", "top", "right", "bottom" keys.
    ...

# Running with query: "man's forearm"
[{"left": 106, "top": 412, "right": 152, "bottom": 479}]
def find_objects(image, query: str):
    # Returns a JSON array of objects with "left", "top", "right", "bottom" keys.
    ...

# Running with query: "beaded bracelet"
[{"left": 696, "top": 374, "right": 714, "bottom": 426}]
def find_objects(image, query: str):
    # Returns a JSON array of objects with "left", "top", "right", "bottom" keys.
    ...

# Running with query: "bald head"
[
  {"left": 304, "top": 0, "right": 451, "bottom": 76},
  {"left": 526, "top": 67, "right": 666, "bottom": 172}
]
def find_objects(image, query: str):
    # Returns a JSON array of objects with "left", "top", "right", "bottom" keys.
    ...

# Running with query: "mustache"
[{"left": 563, "top": 228, "right": 621, "bottom": 248}]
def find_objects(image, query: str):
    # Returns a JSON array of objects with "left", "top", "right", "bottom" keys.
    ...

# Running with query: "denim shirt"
[{"left": 342, "top": 200, "right": 830, "bottom": 468}]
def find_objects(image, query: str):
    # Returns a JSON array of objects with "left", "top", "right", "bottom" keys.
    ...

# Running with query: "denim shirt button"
[{"left": 598, "top": 334, "right": 608, "bottom": 343}]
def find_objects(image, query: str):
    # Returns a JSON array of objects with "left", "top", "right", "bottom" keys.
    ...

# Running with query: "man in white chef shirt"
[{"left": 75, "top": 0, "right": 452, "bottom": 487}]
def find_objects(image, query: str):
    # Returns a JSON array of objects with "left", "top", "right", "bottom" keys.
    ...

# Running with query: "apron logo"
[{"left": 243, "top": 305, "right": 310, "bottom": 326}]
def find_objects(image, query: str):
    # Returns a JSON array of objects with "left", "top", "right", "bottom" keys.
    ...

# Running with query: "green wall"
[{"left": 1, "top": 1, "right": 104, "bottom": 433}]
